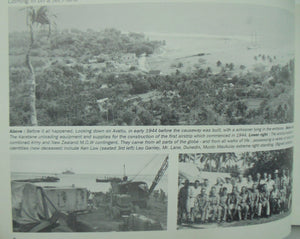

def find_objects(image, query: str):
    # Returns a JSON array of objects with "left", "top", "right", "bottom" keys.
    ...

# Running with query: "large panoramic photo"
[{"left": 9, "top": 2, "right": 294, "bottom": 126}]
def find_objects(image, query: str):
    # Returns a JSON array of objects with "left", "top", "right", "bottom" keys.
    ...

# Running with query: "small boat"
[{"left": 62, "top": 170, "right": 75, "bottom": 175}]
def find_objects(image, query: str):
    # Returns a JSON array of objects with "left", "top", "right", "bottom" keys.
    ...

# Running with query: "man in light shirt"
[
  {"left": 224, "top": 177, "right": 233, "bottom": 193},
  {"left": 266, "top": 173, "right": 275, "bottom": 192},
  {"left": 246, "top": 175, "right": 254, "bottom": 190}
]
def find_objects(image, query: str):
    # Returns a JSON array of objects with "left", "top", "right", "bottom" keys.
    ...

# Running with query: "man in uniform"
[
  {"left": 207, "top": 186, "right": 220, "bottom": 222},
  {"left": 202, "top": 178, "right": 211, "bottom": 193},
  {"left": 274, "top": 170, "right": 281, "bottom": 190},
  {"left": 227, "top": 186, "right": 241, "bottom": 221},
  {"left": 260, "top": 172, "right": 268, "bottom": 185},
  {"left": 224, "top": 177, "right": 233, "bottom": 194},
  {"left": 256, "top": 172, "right": 262, "bottom": 186},
  {"left": 218, "top": 187, "right": 228, "bottom": 222},
  {"left": 270, "top": 184, "right": 281, "bottom": 215},
  {"left": 266, "top": 173, "right": 275, "bottom": 192},
  {"left": 248, "top": 183, "right": 260, "bottom": 219},
  {"left": 280, "top": 184, "right": 288, "bottom": 212},
  {"left": 178, "top": 179, "right": 189, "bottom": 224},
  {"left": 214, "top": 177, "right": 224, "bottom": 196},
  {"left": 239, "top": 186, "right": 249, "bottom": 220},
  {"left": 258, "top": 184, "right": 270, "bottom": 217},
  {"left": 194, "top": 187, "right": 209, "bottom": 223},
  {"left": 246, "top": 175, "right": 254, "bottom": 191},
  {"left": 281, "top": 169, "right": 289, "bottom": 190},
  {"left": 236, "top": 175, "right": 245, "bottom": 193},
  {"left": 187, "top": 180, "right": 201, "bottom": 223}
]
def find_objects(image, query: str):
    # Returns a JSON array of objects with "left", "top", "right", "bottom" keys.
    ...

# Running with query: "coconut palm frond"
[
  {"left": 26, "top": 7, "right": 35, "bottom": 26},
  {"left": 35, "top": 6, "right": 50, "bottom": 25}
]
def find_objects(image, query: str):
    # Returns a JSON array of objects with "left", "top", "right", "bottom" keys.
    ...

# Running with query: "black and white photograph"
[
  {"left": 10, "top": 154, "right": 168, "bottom": 232},
  {"left": 9, "top": 2, "right": 294, "bottom": 126},
  {"left": 177, "top": 148, "right": 293, "bottom": 229}
]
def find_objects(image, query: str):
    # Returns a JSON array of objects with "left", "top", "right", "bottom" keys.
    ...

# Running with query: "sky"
[
  {"left": 10, "top": 153, "right": 168, "bottom": 175},
  {"left": 8, "top": 2, "right": 294, "bottom": 44}
]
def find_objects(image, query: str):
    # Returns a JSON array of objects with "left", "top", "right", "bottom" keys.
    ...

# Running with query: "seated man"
[
  {"left": 218, "top": 187, "right": 228, "bottom": 222},
  {"left": 270, "top": 184, "right": 281, "bottom": 215},
  {"left": 207, "top": 186, "right": 220, "bottom": 222},
  {"left": 193, "top": 188, "right": 208, "bottom": 223},
  {"left": 239, "top": 186, "right": 249, "bottom": 220},
  {"left": 279, "top": 185, "right": 288, "bottom": 213},
  {"left": 248, "top": 183, "right": 260, "bottom": 219},
  {"left": 227, "top": 186, "right": 241, "bottom": 221},
  {"left": 258, "top": 184, "right": 270, "bottom": 217}
]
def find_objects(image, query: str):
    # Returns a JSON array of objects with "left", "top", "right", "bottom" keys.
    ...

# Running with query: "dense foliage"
[
  {"left": 179, "top": 148, "right": 293, "bottom": 177},
  {"left": 9, "top": 29, "right": 294, "bottom": 126}
]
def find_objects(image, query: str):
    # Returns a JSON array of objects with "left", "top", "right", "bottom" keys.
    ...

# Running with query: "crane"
[{"left": 148, "top": 155, "right": 168, "bottom": 195}]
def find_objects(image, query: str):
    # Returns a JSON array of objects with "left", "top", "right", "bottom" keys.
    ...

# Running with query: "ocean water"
[
  {"left": 11, "top": 172, "right": 168, "bottom": 194},
  {"left": 146, "top": 32, "right": 294, "bottom": 74}
]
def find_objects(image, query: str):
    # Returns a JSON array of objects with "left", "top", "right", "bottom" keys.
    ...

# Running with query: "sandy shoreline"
[{"left": 145, "top": 32, "right": 294, "bottom": 75}]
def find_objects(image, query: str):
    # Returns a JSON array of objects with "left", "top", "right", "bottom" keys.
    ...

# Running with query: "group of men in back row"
[{"left": 177, "top": 169, "right": 292, "bottom": 224}]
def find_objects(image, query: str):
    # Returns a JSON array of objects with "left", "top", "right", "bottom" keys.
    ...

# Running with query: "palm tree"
[{"left": 25, "top": 6, "right": 54, "bottom": 125}]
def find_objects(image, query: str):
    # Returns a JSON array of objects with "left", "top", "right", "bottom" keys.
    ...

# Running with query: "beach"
[{"left": 146, "top": 32, "right": 294, "bottom": 74}]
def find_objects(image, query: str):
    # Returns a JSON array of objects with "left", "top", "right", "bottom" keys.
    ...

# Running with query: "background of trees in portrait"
[
  {"left": 9, "top": 25, "right": 294, "bottom": 126},
  {"left": 179, "top": 148, "right": 293, "bottom": 178}
]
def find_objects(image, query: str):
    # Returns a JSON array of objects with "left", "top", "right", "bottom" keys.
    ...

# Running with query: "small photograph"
[
  {"left": 10, "top": 154, "right": 168, "bottom": 232},
  {"left": 177, "top": 148, "right": 292, "bottom": 229}
]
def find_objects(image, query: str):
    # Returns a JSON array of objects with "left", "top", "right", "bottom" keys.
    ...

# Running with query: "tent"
[
  {"left": 11, "top": 181, "right": 89, "bottom": 232},
  {"left": 11, "top": 181, "right": 54, "bottom": 225}
]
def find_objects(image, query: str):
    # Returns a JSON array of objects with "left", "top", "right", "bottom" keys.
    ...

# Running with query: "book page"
[{"left": 0, "top": 0, "right": 295, "bottom": 238}]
